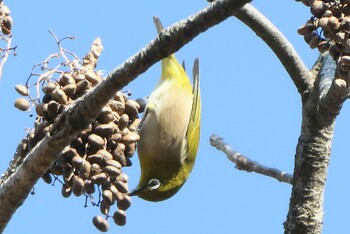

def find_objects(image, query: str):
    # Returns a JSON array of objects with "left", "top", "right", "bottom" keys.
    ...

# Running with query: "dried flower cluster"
[
  {"left": 14, "top": 36, "right": 143, "bottom": 232},
  {"left": 297, "top": 0, "right": 350, "bottom": 75}
]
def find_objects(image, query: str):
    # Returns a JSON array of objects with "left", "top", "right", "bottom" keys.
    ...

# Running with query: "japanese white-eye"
[{"left": 129, "top": 17, "right": 201, "bottom": 202}]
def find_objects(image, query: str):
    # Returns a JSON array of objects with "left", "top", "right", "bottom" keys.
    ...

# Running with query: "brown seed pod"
[
  {"left": 84, "top": 179, "right": 95, "bottom": 194},
  {"left": 42, "top": 171, "right": 53, "bottom": 184},
  {"left": 327, "top": 16, "right": 340, "bottom": 32},
  {"left": 91, "top": 172, "right": 108, "bottom": 185},
  {"left": 109, "top": 100, "right": 125, "bottom": 115},
  {"left": 105, "top": 159, "right": 122, "bottom": 169},
  {"left": 118, "top": 173, "right": 129, "bottom": 183},
  {"left": 297, "top": 22, "right": 316, "bottom": 35},
  {"left": 72, "top": 176, "right": 85, "bottom": 196},
  {"left": 135, "top": 98, "right": 146, "bottom": 113},
  {"left": 97, "top": 106, "right": 114, "bottom": 124},
  {"left": 102, "top": 189, "right": 115, "bottom": 205},
  {"left": 311, "top": 0, "right": 328, "bottom": 15},
  {"left": 114, "top": 180, "right": 128, "bottom": 194},
  {"left": 128, "top": 118, "right": 141, "bottom": 132},
  {"left": 94, "top": 123, "right": 116, "bottom": 138},
  {"left": 97, "top": 149, "right": 113, "bottom": 161},
  {"left": 122, "top": 132, "right": 140, "bottom": 144},
  {"left": 15, "top": 84, "right": 29, "bottom": 96},
  {"left": 92, "top": 215, "right": 109, "bottom": 232},
  {"left": 84, "top": 70, "right": 101, "bottom": 85},
  {"left": 317, "top": 40, "right": 330, "bottom": 53},
  {"left": 63, "top": 147, "right": 80, "bottom": 160},
  {"left": 118, "top": 114, "right": 129, "bottom": 130},
  {"left": 90, "top": 163, "right": 102, "bottom": 176},
  {"left": 47, "top": 100, "right": 59, "bottom": 118},
  {"left": 61, "top": 184, "right": 72, "bottom": 198},
  {"left": 87, "top": 153, "right": 104, "bottom": 164},
  {"left": 117, "top": 195, "right": 131, "bottom": 211},
  {"left": 110, "top": 133, "right": 122, "bottom": 144},
  {"left": 79, "top": 160, "right": 91, "bottom": 179},
  {"left": 104, "top": 165, "right": 121, "bottom": 177},
  {"left": 42, "top": 82, "right": 58, "bottom": 94},
  {"left": 60, "top": 73, "right": 75, "bottom": 86},
  {"left": 62, "top": 83, "right": 77, "bottom": 97},
  {"left": 124, "top": 143, "right": 136, "bottom": 158},
  {"left": 76, "top": 79, "right": 91, "bottom": 95},
  {"left": 113, "top": 210, "right": 127, "bottom": 226},
  {"left": 51, "top": 88, "right": 68, "bottom": 104},
  {"left": 88, "top": 134, "right": 105, "bottom": 148},
  {"left": 14, "top": 98, "right": 30, "bottom": 111},
  {"left": 114, "top": 91, "right": 126, "bottom": 105},
  {"left": 124, "top": 99, "right": 140, "bottom": 120},
  {"left": 1, "top": 5, "right": 11, "bottom": 16},
  {"left": 74, "top": 72, "right": 86, "bottom": 82},
  {"left": 35, "top": 103, "right": 45, "bottom": 116},
  {"left": 341, "top": 55, "right": 350, "bottom": 66},
  {"left": 318, "top": 17, "right": 329, "bottom": 29},
  {"left": 71, "top": 155, "right": 83, "bottom": 168},
  {"left": 2, "top": 15, "right": 13, "bottom": 35},
  {"left": 110, "top": 184, "right": 124, "bottom": 201},
  {"left": 63, "top": 170, "right": 74, "bottom": 186},
  {"left": 99, "top": 200, "right": 110, "bottom": 215}
]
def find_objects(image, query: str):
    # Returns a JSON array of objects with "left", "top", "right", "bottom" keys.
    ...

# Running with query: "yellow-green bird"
[{"left": 129, "top": 17, "right": 201, "bottom": 202}]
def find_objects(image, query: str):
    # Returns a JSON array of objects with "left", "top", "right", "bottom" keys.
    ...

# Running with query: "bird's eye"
[{"left": 148, "top": 178, "right": 161, "bottom": 190}]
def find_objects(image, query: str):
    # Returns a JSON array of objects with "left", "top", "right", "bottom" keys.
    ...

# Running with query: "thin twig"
[
  {"left": 234, "top": 4, "right": 312, "bottom": 96},
  {"left": 0, "top": 36, "right": 12, "bottom": 79},
  {"left": 210, "top": 134, "right": 293, "bottom": 184}
]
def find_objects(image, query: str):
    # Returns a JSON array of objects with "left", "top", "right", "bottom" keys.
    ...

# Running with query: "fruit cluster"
[
  {"left": 14, "top": 37, "right": 143, "bottom": 232},
  {"left": 297, "top": 0, "right": 350, "bottom": 74}
]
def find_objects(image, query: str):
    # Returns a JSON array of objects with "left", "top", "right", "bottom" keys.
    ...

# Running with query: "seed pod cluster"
[
  {"left": 15, "top": 38, "right": 142, "bottom": 232},
  {"left": 0, "top": 3, "right": 12, "bottom": 35},
  {"left": 297, "top": 0, "right": 350, "bottom": 74}
]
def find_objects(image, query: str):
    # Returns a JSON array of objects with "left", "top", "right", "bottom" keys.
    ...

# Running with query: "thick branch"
[
  {"left": 284, "top": 55, "right": 336, "bottom": 233},
  {"left": 234, "top": 4, "right": 312, "bottom": 96},
  {"left": 0, "top": 0, "right": 251, "bottom": 231},
  {"left": 210, "top": 134, "right": 293, "bottom": 184}
]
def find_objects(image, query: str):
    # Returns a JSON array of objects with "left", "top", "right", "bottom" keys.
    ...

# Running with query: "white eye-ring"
[{"left": 148, "top": 178, "right": 161, "bottom": 191}]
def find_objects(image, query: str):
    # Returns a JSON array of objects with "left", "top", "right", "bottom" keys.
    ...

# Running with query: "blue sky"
[{"left": 1, "top": 1, "right": 349, "bottom": 233}]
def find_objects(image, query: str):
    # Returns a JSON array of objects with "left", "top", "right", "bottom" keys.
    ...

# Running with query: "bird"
[{"left": 129, "top": 16, "right": 201, "bottom": 202}]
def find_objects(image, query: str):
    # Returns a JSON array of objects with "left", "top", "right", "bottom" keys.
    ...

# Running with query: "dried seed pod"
[
  {"left": 84, "top": 70, "right": 101, "bottom": 85},
  {"left": 47, "top": 100, "right": 59, "bottom": 118},
  {"left": 135, "top": 98, "right": 146, "bottom": 113},
  {"left": 97, "top": 106, "right": 114, "bottom": 124},
  {"left": 99, "top": 200, "right": 110, "bottom": 215},
  {"left": 117, "top": 195, "right": 131, "bottom": 211},
  {"left": 124, "top": 99, "right": 140, "bottom": 120},
  {"left": 112, "top": 145, "right": 127, "bottom": 166},
  {"left": 42, "top": 82, "right": 58, "bottom": 94},
  {"left": 110, "top": 133, "right": 122, "bottom": 144},
  {"left": 92, "top": 215, "right": 109, "bottom": 232},
  {"left": 76, "top": 79, "right": 91, "bottom": 95},
  {"left": 118, "top": 173, "right": 129, "bottom": 183},
  {"left": 72, "top": 176, "right": 85, "bottom": 196},
  {"left": 91, "top": 172, "right": 108, "bottom": 185},
  {"left": 15, "top": 84, "right": 29, "bottom": 96},
  {"left": 110, "top": 184, "right": 124, "bottom": 201},
  {"left": 88, "top": 134, "right": 105, "bottom": 148},
  {"left": 311, "top": 0, "right": 328, "bottom": 15},
  {"left": 102, "top": 189, "right": 115, "bottom": 205},
  {"left": 87, "top": 153, "right": 104, "bottom": 164},
  {"left": 318, "top": 16, "right": 329, "bottom": 29},
  {"left": 113, "top": 210, "right": 126, "bottom": 226},
  {"left": 63, "top": 147, "right": 80, "bottom": 160},
  {"left": 317, "top": 40, "right": 330, "bottom": 53},
  {"left": 94, "top": 123, "right": 115, "bottom": 138},
  {"left": 79, "top": 160, "right": 91, "bottom": 179},
  {"left": 42, "top": 171, "right": 52, "bottom": 184},
  {"left": 60, "top": 73, "right": 75, "bottom": 86},
  {"left": 104, "top": 165, "right": 121, "bottom": 177},
  {"left": 61, "top": 184, "right": 72, "bottom": 198},
  {"left": 97, "top": 149, "right": 113, "bottom": 161},
  {"left": 128, "top": 118, "right": 141, "bottom": 132},
  {"left": 327, "top": 16, "right": 340, "bottom": 31},
  {"left": 105, "top": 159, "right": 122, "bottom": 169},
  {"left": 51, "top": 88, "right": 68, "bottom": 104},
  {"left": 114, "top": 91, "right": 126, "bottom": 105},
  {"left": 1, "top": 5, "right": 11, "bottom": 16},
  {"left": 297, "top": 22, "right": 316, "bottom": 35},
  {"left": 309, "top": 32, "right": 321, "bottom": 49},
  {"left": 114, "top": 180, "right": 128, "bottom": 194},
  {"left": 124, "top": 143, "right": 136, "bottom": 158},
  {"left": 90, "top": 163, "right": 102, "bottom": 176},
  {"left": 74, "top": 72, "right": 86, "bottom": 82},
  {"left": 63, "top": 170, "right": 74, "bottom": 186},
  {"left": 2, "top": 15, "right": 13, "bottom": 35},
  {"left": 35, "top": 103, "right": 45, "bottom": 116},
  {"left": 62, "top": 83, "right": 77, "bottom": 97},
  {"left": 122, "top": 132, "right": 140, "bottom": 144},
  {"left": 118, "top": 114, "right": 129, "bottom": 130},
  {"left": 71, "top": 155, "right": 83, "bottom": 168},
  {"left": 14, "top": 98, "right": 30, "bottom": 111},
  {"left": 84, "top": 179, "right": 95, "bottom": 194},
  {"left": 109, "top": 100, "right": 125, "bottom": 115}
]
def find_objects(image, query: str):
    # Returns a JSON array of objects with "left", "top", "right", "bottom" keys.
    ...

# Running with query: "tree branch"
[
  {"left": 234, "top": 4, "right": 312, "bottom": 96},
  {"left": 210, "top": 134, "right": 293, "bottom": 184},
  {"left": 0, "top": 0, "right": 251, "bottom": 231}
]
